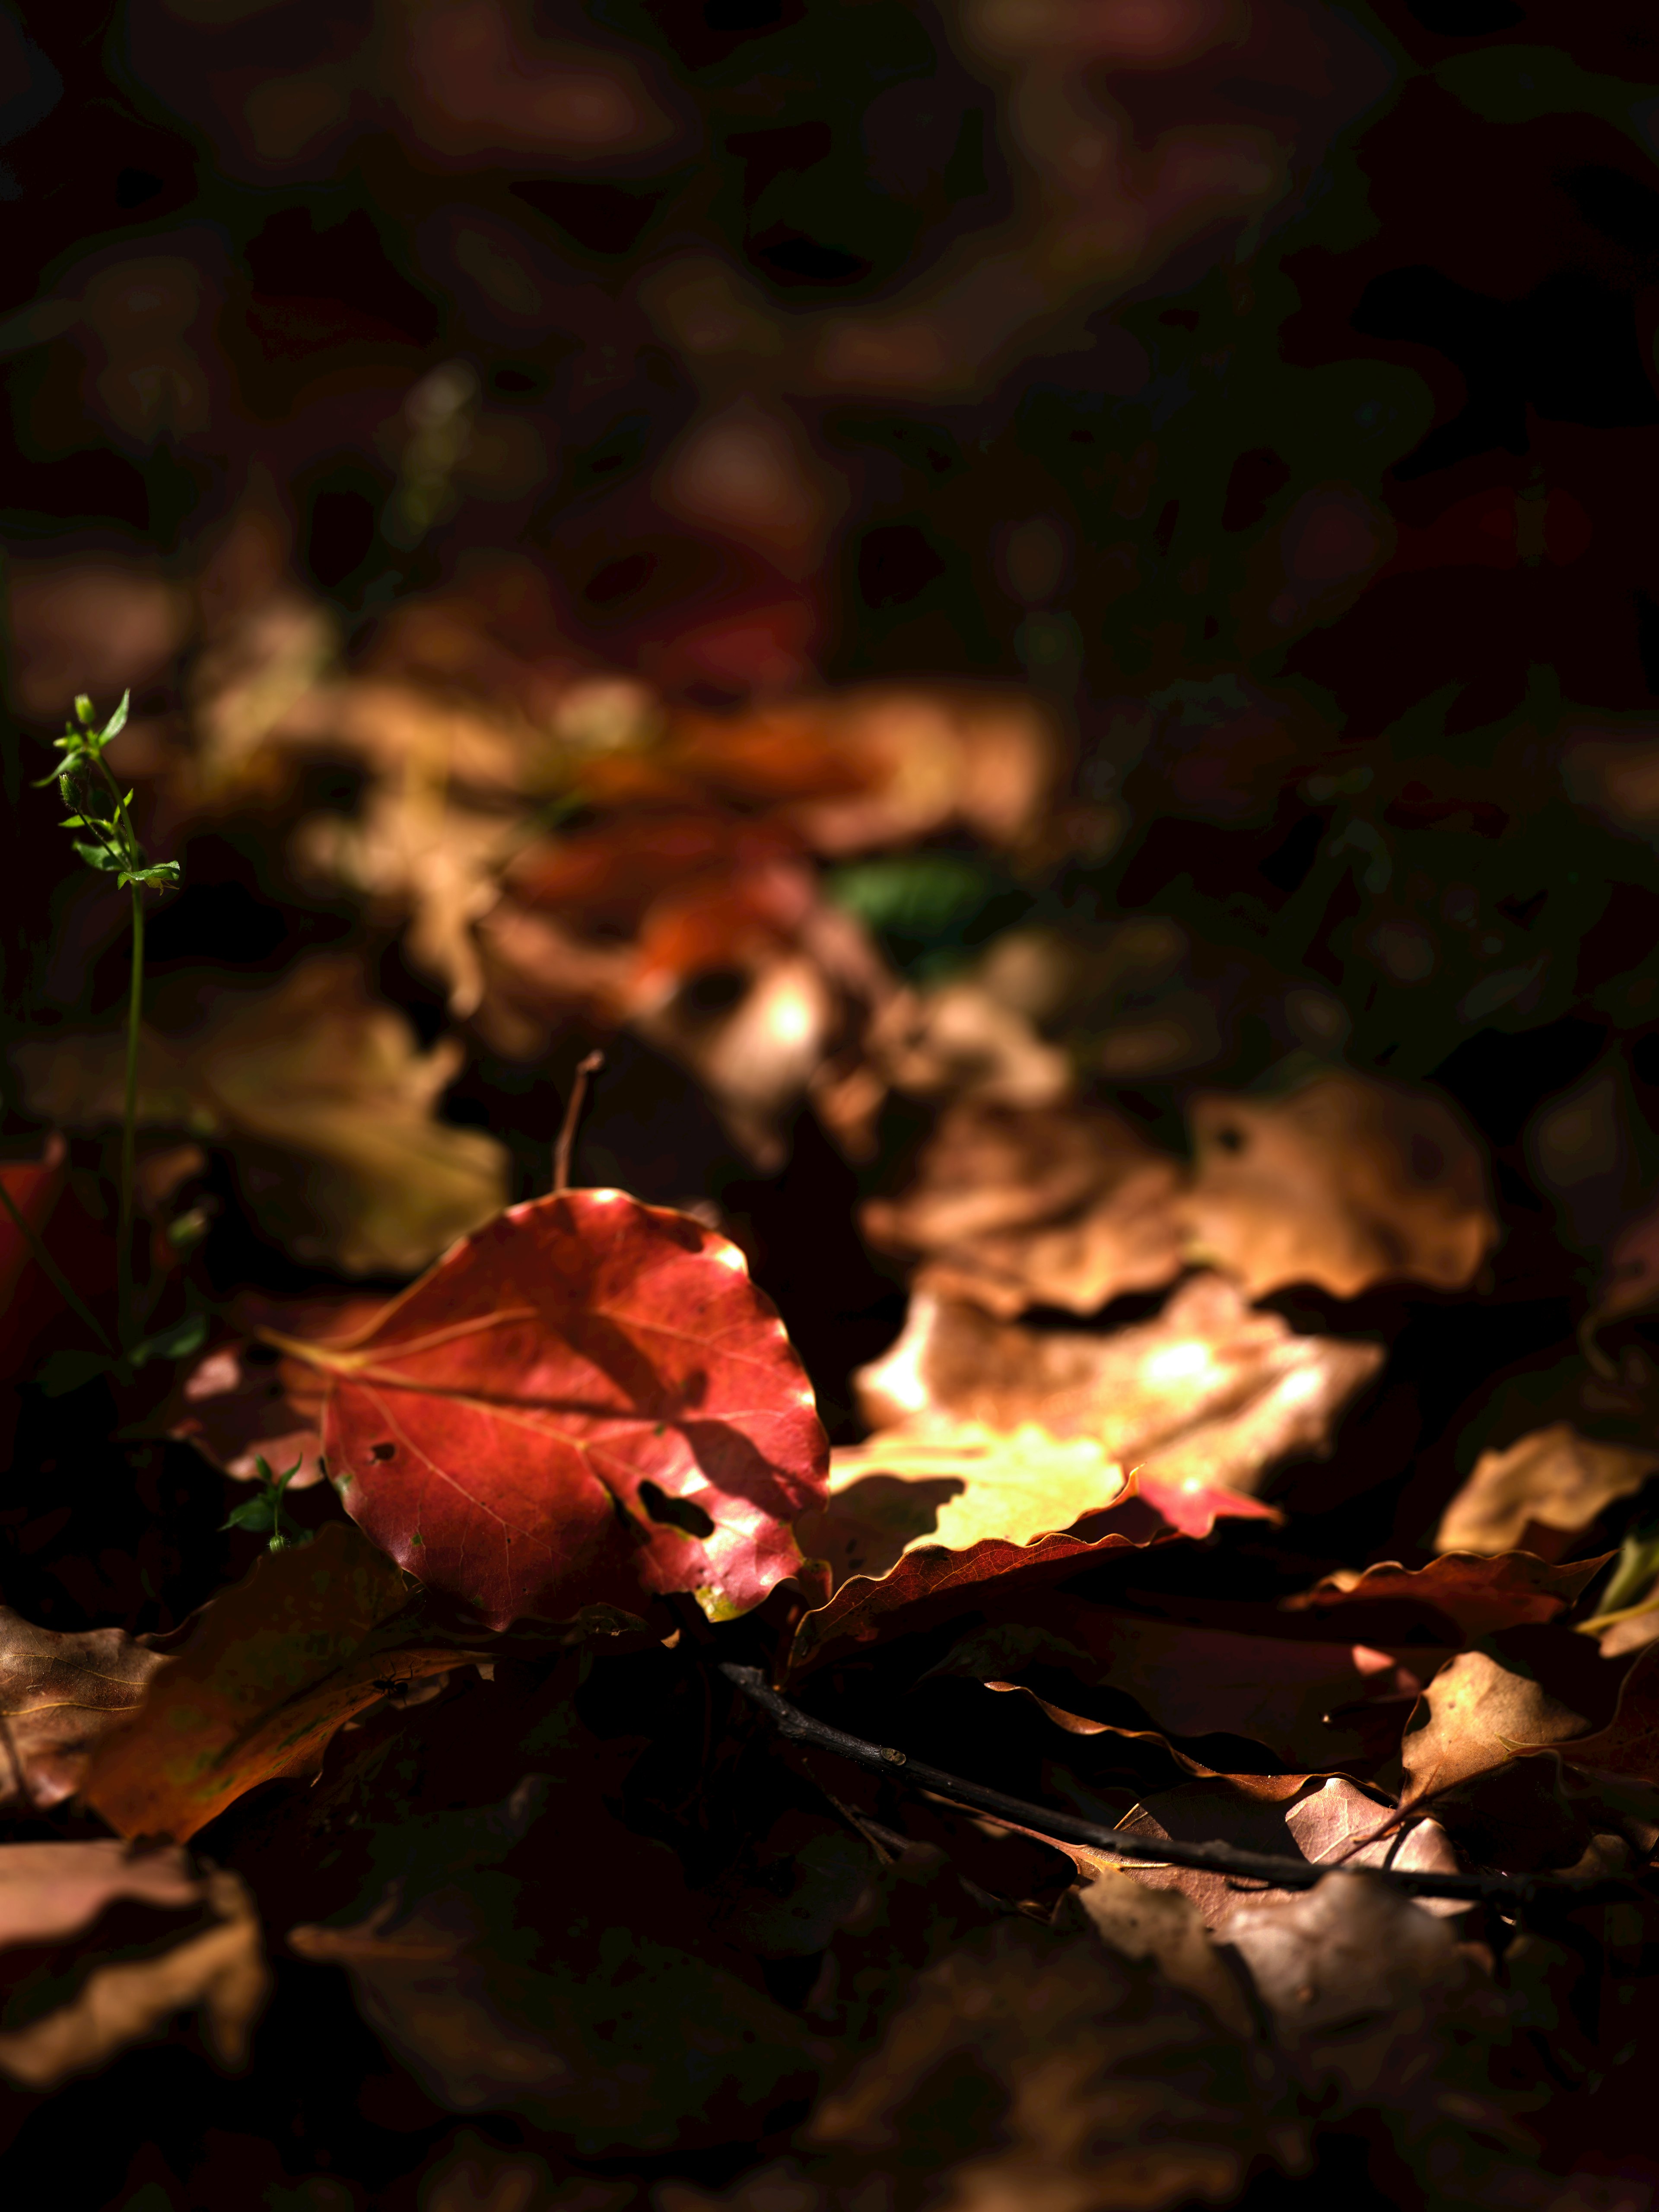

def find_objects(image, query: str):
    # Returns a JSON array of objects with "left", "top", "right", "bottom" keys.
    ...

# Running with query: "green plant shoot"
[{"left": 38, "top": 692, "right": 180, "bottom": 1344}]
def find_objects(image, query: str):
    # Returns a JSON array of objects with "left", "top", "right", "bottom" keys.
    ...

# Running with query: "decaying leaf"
[
  {"left": 854, "top": 1274, "right": 1384, "bottom": 1501},
  {"left": 1182, "top": 1073, "right": 1497, "bottom": 1299},
  {"left": 947, "top": 1604, "right": 1445, "bottom": 1771},
  {"left": 1434, "top": 1425, "right": 1659, "bottom": 1556},
  {"left": 1220, "top": 1867, "right": 1465, "bottom": 2048},
  {"left": 82, "top": 1522, "right": 477, "bottom": 1843},
  {"left": 861, "top": 1099, "right": 1185, "bottom": 1316},
  {"left": 0, "top": 1609, "right": 164, "bottom": 1809},
  {"left": 13, "top": 956, "right": 509, "bottom": 1278},
  {"left": 1400, "top": 1628, "right": 1632, "bottom": 1812},
  {"left": 275, "top": 1190, "right": 829, "bottom": 1631},
  {"left": 796, "top": 1914, "right": 1288, "bottom": 2211},
  {"left": 1284, "top": 1549, "right": 1613, "bottom": 1643},
  {"left": 289, "top": 1774, "right": 818, "bottom": 2158},
  {"left": 1110, "top": 1770, "right": 1464, "bottom": 1925},
  {"left": 0, "top": 1845, "right": 267, "bottom": 2090},
  {"left": 1067, "top": 1865, "right": 1256, "bottom": 2037}
]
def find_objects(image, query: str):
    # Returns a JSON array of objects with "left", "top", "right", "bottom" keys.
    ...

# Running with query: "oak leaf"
[
  {"left": 1284, "top": 1550, "right": 1613, "bottom": 1644},
  {"left": 1399, "top": 1627, "right": 1630, "bottom": 1811},
  {"left": 1433, "top": 1425, "right": 1659, "bottom": 1556},
  {"left": 272, "top": 1190, "right": 828, "bottom": 1630},
  {"left": 0, "top": 1609, "right": 164, "bottom": 1809},
  {"left": 1181, "top": 1072, "right": 1496, "bottom": 1299}
]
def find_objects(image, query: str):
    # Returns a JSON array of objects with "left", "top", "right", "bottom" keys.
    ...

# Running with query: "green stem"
[{"left": 120, "top": 884, "right": 143, "bottom": 1348}]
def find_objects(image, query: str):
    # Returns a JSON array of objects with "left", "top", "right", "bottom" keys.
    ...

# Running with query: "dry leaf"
[
  {"left": 0, "top": 1847, "right": 266, "bottom": 2090},
  {"left": 1435, "top": 1425, "right": 1659, "bottom": 1555},
  {"left": 800, "top": 1915, "right": 1286, "bottom": 2210},
  {"left": 83, "top": 1523, "right": 478, "bottom": 1843},
  {"left": 1219, "top": 1868, "right": 1465, "bottom": 2047},
  {"left": 0, "top": 1611, "right": 164, "bottom": 1809},
  {"left": 1400, "top": 1629, "right": 1630, "bottom": 1811},
  {"left": 16, "top": 957, "right": 509, "bottom": 1278},
  {"left": 863, "top": 983, "right": 1074, "bottom": 1116},
  {"left": 861, "top": 1099, "right": 1184, "bottom": 1316},
  {"left": 1285, "top": 1550, "right": 1614, "bottom": 1642},
  {"left": 855, "top": 1274, "right": 1383, "bottom": 1500},
  {"left": 1182, "top": 1073, "right": 1497, "bottom": 1299}
]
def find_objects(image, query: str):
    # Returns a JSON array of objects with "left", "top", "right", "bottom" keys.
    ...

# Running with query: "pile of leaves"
[{"left": 12, "top": 2, "right": 1659, "bottom": 2206}]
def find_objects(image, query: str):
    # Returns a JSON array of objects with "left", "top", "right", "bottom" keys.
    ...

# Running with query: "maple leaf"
[
  {"left": 1181, "top": 1072, "right": 1496, "bottom": 1300},
  {"left": 261, "top": 1190, "right": 828, "bottom": 1631},
  {"left": 0, "top": 1611, "right": 164, "bottom": 1809}
]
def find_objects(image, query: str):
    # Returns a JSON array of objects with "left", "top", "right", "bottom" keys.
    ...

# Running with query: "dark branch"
[{"left": 719, "top": 1664, "right": 1648, "bottom": 1908}]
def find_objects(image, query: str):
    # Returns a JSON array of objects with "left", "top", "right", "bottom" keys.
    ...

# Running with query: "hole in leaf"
[
  {"left": 369, "top": 1442, "right": 397, "bottom": 1461},
  {"left": 1213, "top": 1125, "right": 1246, "bottom": 1154},
  {"left": 638, "top": 1480, "right": 716, "bottom": 1539}
]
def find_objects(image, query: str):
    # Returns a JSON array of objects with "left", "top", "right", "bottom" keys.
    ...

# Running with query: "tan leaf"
[
  {"left": 1435, "top": 1424, "right": 1659, "bottom": 1555},
  {"left": 1065, "top": 1867, "right": 1255, "bottom": 2037},
  {"left": 0, "top": 1850, "right": 266, "bottom": 2090},
  {"left": 861, "top": 1098, "right": 1184, "bottom": 1316},
  {"left": 1181, "top": 1073, "right": 1496, "bottom": 1299},
  {"left": 1218, "top": 1869, "right": 1465, "bottom": 2045},
  {"left": 0, "top": 1610, "right": 164, "bottom": 1809},
  {"left": 16, "top": 957, "right": 509, "bottom": 1278},
  {"left": 854, "top": 1274, "right": 1382, "bottom": 1500},
  {"left": 1400, "top": 1631, "right": 1629, "bottom": 1810}
]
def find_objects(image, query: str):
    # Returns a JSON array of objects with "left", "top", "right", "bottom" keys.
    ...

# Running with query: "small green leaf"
[{"left": 38, "top": 1348, "right": 115, "bottom": 1398}]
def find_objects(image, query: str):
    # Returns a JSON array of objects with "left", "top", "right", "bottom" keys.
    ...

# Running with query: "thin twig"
[
  {"left": 552, "top": 1052, "right": 604, "bottom": 1195},
  {"left": 720, "top": 1664, "right": 1652, "bottom": 1908}
]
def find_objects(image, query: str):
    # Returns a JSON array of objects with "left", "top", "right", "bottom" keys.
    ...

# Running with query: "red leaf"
[{"left": 283, "top": 1191, "right": 827, "bottom": 1630}]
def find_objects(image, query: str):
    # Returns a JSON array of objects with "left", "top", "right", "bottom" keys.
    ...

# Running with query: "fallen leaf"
[
  {"left": 811, "top": 1427, "right": 1131, "bottom": 1573},
  {"left": 288, "top": 1774, "right": 818, "bottom": 2158},
  {"left": 1181, "top": 1073, "right": 1497, "bottom": 1299},
  {"left": 1400, "top": 1627, "right": 1631, "bottom": 1812},
  {"left": 1219, "top": 1866, "right": 1466, "bottom": 2048},
  {"left": 1519, "top": 1640, "right": 1659, "bottom": 1790},
  {"left": 788, "top": 1505, "right": 1173, "bottom": 1675},
  {"left": 861, "top": 1099, "right": 1185, "bottom": 1316},
  {"left": 944, "top": 1604, "right": 1444, "bottom": 1772},
  {"left": 1434, "top": 1426, "right": 1659, "bottom": 1555},
  {"left": 14, "top": 957, "right": 510, "bottom": 1278},
  {"left": 1110, "top": 1770, "right": 1464, "bottom": 1925},
  {"left": 82, "top": 1522, "right": 478, "bottom": 1843},
  {"left": 1066, "top": 1864, "right": 1256, "bottom": 2036},
  {"left": 861, "top": 981, "right": 1074, "bottom": 1116},
  {"left": 1284, "top": 1550, "right": 1614, "bottom": 1643},
  {"left": 0, "top": 1846, "right": 266, "bottom": 2090},
  {"left": 0, "top": 1610, "right": 164, "bottom": 1809},
  {"left": 853, "top": 1274, "right": 1383, "bottom": 1500},
  {"left": 279, "top": 1190, "right": 828, "bottom": 1630},
  {"left": 156, "top": 1293, "right": 390, "bottom": 1487},
  {"left": 798, "top": 1914, "right": 1287, "bottom": 2210}
]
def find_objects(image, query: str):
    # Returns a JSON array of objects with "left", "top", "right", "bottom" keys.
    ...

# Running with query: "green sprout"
[
  {"left": 220, "top": 1455, "right": 308, "bottom": 1551},
  {"left": 37, "top": 691, "right": 180, "bottom": 1345}
]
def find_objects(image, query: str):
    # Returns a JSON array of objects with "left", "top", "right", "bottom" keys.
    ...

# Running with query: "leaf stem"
[
  {"left": 553, "top": 1051, "right": 604, "bottom": 1195},
  {"left": 719, "top": 1663, "right": 1649, "bottom": 1907}
]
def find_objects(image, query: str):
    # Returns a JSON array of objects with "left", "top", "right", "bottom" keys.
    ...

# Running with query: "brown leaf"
[
  {"left": 288, "top": 1775, "right": 817, "bottom": 2158},
  {"left": 0, "top": 1610, "right": 164, "bottom": 1809},
  {"left": 1219, "top": 1867, "right": 1467, "bottom": 2048},
  {"left": 854, "top": 1273, "right": 1383, "bottom": 1500},
  {"left": 943, "top": 1604, "right": 1445, "bottom": 1771},
  {"left": 1066, "top": 1865, "right": 1256, "bottom": 2037},
  {"left": 1284, "top": 1550, "right": 1614, "bottom": 1644},
  {"left": 1434, "top": 1425, "right": 1659, "bottom": 1555},
  {"left": 14, "top": 957, "right": 510, "bottom": 1278},
  {"left": 1400, "top": 1627, "right": 1631, "bottom": 1811},
  {"left": 861, "top": 1099, "right": 1183, "bottom": 1316},
  {"left": 1182, "top": 1072, "right": 1496, "bottom": 1299},
  {"left": 0, "top": 1846, "right": 266, "bottom": 2091},
  {"left": 1522, "top": 1641, "right": 1659, "bottom": 1791},
  {"left": 798, "top": 1915, "right": 1289, "bottom": 2210},
  {"left": 83, "top": 1522, "right": 481, "bottom": 1843},
  {"left": 1112, "top": 1770, "right": 1463, "bottom": 1925}
]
